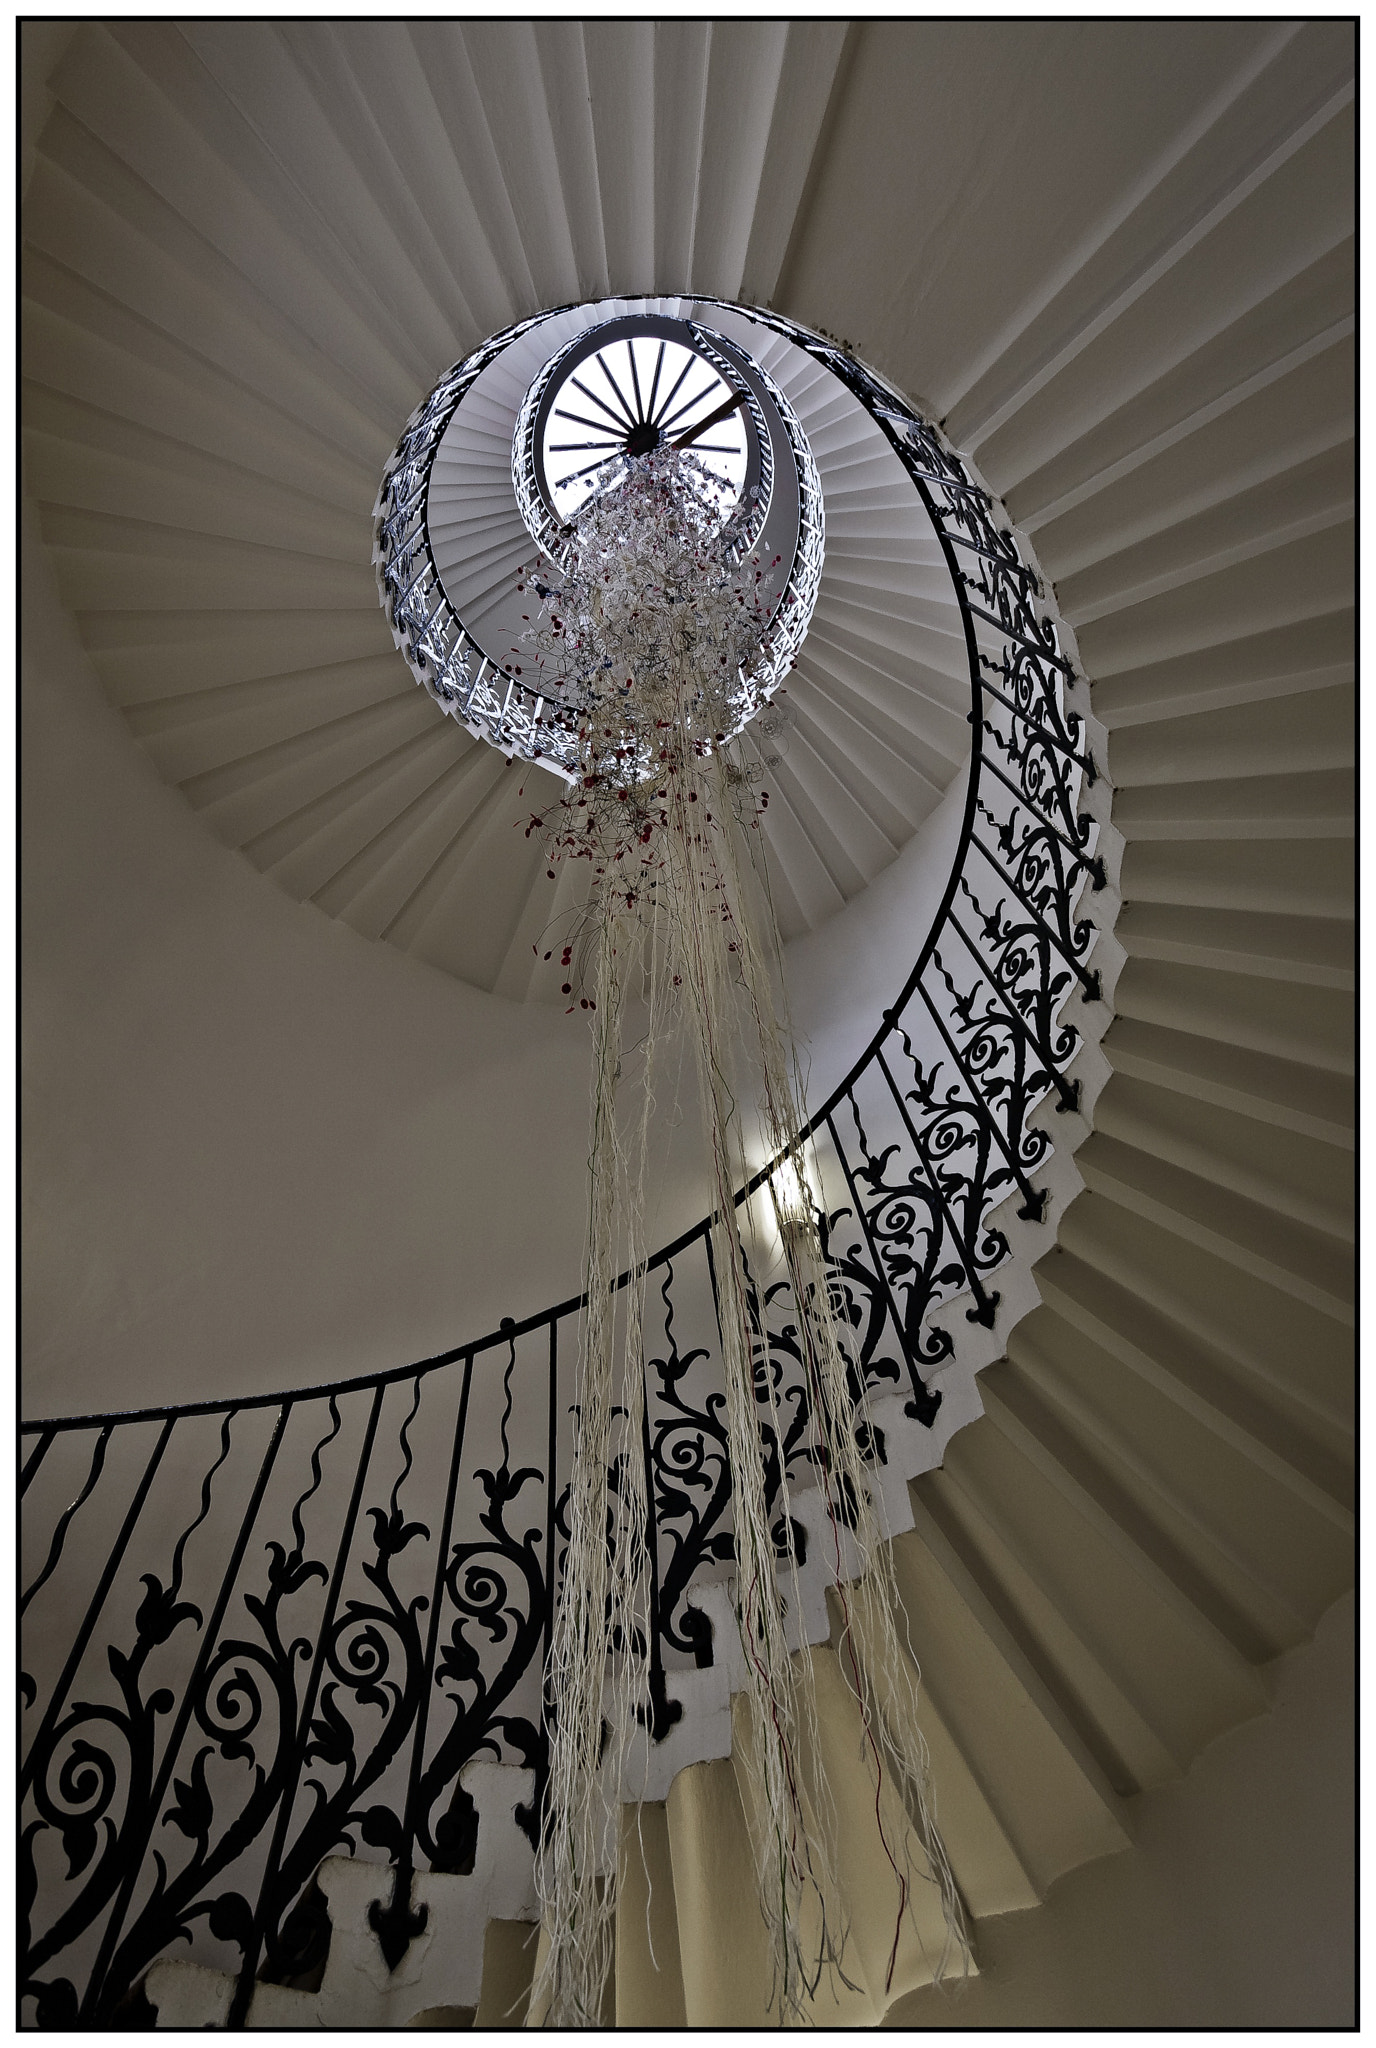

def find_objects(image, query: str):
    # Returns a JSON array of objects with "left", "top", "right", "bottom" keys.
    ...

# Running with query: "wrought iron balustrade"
[{"left": 22, "top": 309, "right": 1110, "bottom": 2027}]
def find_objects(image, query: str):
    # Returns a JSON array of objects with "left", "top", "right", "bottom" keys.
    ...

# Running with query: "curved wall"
[{"left": 23, "top": 488, "right": 594, "bottom": 1415}]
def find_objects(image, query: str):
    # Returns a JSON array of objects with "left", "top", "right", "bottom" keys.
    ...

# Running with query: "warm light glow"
[{"left": 770, "top": 1149, "right": 815, "bottom": 1230}]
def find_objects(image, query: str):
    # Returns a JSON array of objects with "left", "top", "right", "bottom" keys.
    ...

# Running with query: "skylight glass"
[{"left": 539, "top": 334, "right": 749, "bottom": 520}]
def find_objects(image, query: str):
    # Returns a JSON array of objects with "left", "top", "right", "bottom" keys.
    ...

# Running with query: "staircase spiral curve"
[{"left": 22, "top": 19, "right": 1353, "bottom": 2029}]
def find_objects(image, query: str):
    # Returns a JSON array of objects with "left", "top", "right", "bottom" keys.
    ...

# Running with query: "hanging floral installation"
[{"left": 517, "top": 447, "right": 970, "bottom": 2026}]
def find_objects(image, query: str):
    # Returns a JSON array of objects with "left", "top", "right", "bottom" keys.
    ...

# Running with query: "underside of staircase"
[{"left": 21, "top": 18, "right": 1354, "bottom": 2027}]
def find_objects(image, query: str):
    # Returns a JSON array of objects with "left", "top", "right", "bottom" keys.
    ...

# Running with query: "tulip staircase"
[{"left": 21, "top": 19, "right": 1353, "bottom": 2029}]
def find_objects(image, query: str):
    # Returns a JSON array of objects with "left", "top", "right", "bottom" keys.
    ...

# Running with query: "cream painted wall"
[
  {"left": 887, "top": 1589, "right": 1356, "bottom": 2028},
  {"left": 22, "top": 487, "right": 598, "bottom": 1416}
]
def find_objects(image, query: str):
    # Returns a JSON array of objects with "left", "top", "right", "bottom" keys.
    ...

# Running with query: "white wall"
[
  {"left": 22, "top": 493, "right": 600, "bottom": 1416},
  {"left": 887, "top": 1589, "right": 1356, "bottom": 2028}
]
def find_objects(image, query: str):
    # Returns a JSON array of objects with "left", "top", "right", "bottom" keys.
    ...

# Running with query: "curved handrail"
[{"left": 24, "top": 303, "right": 1099, "bottom": 1435}]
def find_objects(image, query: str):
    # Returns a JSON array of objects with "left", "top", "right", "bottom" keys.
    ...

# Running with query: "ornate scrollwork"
[
  {"left": 21, "top": 1415, "right": 237, "bottom": 2023},
  {"left": 646, "top": 1259, "right": 734, "bottom": 1666},
  {"left": 254, "top": 1392, "right": 433, "bottom": 1987},
  {"left": 836, "top": 1086, "right": 959, "bottom": 1370},
  {"left": 421, "top": 1342, "right": 548, "bottom": 1864}
]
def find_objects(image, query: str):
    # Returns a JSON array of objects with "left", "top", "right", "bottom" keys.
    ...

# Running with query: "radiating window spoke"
[{"left": 539, "top": 331, "right": 750, "bottom": 525}]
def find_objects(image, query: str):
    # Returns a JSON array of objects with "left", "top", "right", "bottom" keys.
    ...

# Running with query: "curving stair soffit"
[{"left": 21, "top": 19, "right": 1353, "bottom": 2027}]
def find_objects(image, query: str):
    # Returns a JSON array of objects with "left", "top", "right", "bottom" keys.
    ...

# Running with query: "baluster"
[
  {"left": 978, "top": 749, "right": 1102, "bottom": 876},
  {"left": 962, "top": 589, "right": 1076, "bottom": 677},
  {"left": 22, "top": 1425, "right": 112, "bottom": 1615},
  {"left": 823, "top": 1106, "right": 941, "bottom": 1423},
  {"left": 943, "top": 528, "right": 1042, "bottom": 590},
  {"left": 82, "top": 1403, "right": 290, "bottom": 2020},
  {"left": 639, "top": 1348, "right": 678, "bottom": 1741},
  {"left": 944, "top": 905, "right": 1081, "bottom": 1113},
  {"left": 872, "top": 1048, "right": 1001, "bottom": 1327},
  {"left": 543, "top": 1317, "right": 559, "bottom": 1722},
  {"left": 908, "top": 979, "right": 1047, "bottom": 1221},
  {"left": 21, "top": 1417, "right": 175, "bottom": 1798},
  {"left": 20, "top": 1427, "right": 55, "bottom": 1494},
  {"left": 965, "top": 828, "right": 1103, "bottom": 997},
  {"left": 227, "top": 1387, "right": 384, "bottom": 2025},
  {"left": 388, "top": 1358, "right": 475, "bottom": 1894},
  {"left": 977, "top": 662, "right": 1095, "bottom": 779}
]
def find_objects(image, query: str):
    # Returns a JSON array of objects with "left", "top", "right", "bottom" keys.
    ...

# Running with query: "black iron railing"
[{"left": 21, "top": 308, "right": 1107, "bottom": 2027}]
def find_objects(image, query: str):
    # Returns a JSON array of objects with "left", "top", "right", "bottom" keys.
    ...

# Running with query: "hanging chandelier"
[
  {"left": 497, "top": 317, "right": 964, "bottom": 2023},
  {"left": 367, "top": 303, "right": 1034, "bottom": 2024}
]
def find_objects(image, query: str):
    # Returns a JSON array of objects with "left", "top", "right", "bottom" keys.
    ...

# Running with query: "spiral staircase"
[{"left": 21, "top": 19, "right": 1354, "bottom": 2028}]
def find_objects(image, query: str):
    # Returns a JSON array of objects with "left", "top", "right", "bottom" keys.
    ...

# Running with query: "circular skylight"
[{"left": 539, "top": 332, "right": 750, "bottom": 521}]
